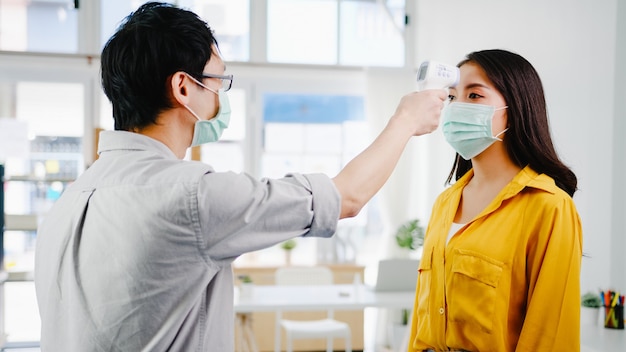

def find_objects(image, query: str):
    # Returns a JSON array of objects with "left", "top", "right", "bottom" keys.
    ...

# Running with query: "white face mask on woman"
[
  {"left": 441, "top": 102, "right": 508, "bottom": 160},
  {"left": 184, "top": 74, "right": 231, "bottom": 146}
]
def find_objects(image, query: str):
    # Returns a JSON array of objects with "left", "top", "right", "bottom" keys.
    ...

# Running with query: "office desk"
[
  {"left": 234, "top": 284, "right": 414, "bottom": 352},
  {"left": 580, "top": 325, "right": 626, "bottom": 352},
  {"left": 234, "top": 284, "right": 414, "bottom": 312},
  {"left": 235, "top": 285, "right": 626, "bottom": 352}
]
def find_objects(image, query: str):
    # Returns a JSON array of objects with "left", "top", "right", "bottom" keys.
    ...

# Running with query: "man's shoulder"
[{"left": 85, "top": 152, "right": 215, "bottom": 187}]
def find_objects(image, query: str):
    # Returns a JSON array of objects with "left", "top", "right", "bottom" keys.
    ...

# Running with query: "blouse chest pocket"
[{"left": 448, "top": 249, "right": 503, "bottom": 333}]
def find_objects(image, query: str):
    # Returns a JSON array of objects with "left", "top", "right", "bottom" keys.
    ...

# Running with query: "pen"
[
  {"left": 600, "top": 291, "right": 605, "bottom": 306},
  {"left": 605, "top": 307, "right": 614, "bottom": 326}
]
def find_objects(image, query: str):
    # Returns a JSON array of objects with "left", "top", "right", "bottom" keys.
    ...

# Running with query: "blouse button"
[{"left": 439, "top": 307, "right": 444, "bottom": 315}]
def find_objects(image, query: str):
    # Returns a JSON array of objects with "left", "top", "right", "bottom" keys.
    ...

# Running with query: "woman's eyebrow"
[{"left": 463, "top": 82, "right": 491, "bottom": 90}]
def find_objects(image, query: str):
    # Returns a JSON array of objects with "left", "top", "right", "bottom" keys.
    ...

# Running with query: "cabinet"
[
  {"left": 2, "top": 136, "right": 82, "bottom": 277},
  {"left": 2, "top": 176, "right": 74, "bottom": 280},
  {"left": 233, "top": 264, "right": 365, "bottom": 352}
]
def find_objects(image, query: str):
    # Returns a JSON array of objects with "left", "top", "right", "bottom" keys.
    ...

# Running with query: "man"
[{"left": 34, "top": 2, "right": 446, "bottom": 351}]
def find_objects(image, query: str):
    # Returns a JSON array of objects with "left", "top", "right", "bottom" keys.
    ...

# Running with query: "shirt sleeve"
[
  {"left": 196, "top": 171, "right": 340, "bottom": 262},
  {"left": 516, "top": 195, "right": 582, "bottom": 351}
]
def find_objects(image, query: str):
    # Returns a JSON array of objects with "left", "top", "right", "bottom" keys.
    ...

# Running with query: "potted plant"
[
  {"left": 395, "top": 219, "right": 425, "bottom": 253},
  {"left": 237, "top": 274, "right": 254, "bottom": 299},
  {"left": 238, "top": 274, "right": 253, "bottom": 284},
  {"left": 280, "top": 239, "right": 297, "bottom": 266},
  {"left": 581, "top": 291, "right": 602, "bottom": 326}
]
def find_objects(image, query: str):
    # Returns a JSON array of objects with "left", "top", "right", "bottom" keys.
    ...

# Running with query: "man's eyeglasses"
[{"left": 201, "top": 73, "right": 233, "bottom": 92}]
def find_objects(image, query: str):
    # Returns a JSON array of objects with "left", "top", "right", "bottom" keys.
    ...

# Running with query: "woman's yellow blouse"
[{"left": 409, "top": 166, "right": 582, "bottom": 352}]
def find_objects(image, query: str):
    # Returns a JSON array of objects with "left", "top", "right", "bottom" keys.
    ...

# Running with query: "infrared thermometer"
[{"left": 416, "top": 61, "right": 460, "bottom": 91}]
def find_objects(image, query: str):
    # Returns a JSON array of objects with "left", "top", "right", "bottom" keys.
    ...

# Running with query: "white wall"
[
  {"left": 611, "top": 0, "right": 626, "bottom": 292},
  {"left": 398, "top": 0, "right": 623, "bottom": 294}
]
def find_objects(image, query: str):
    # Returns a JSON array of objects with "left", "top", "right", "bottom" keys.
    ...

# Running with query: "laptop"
[{"left": 371, "top": 258, "right": 420, "bottom": 292}]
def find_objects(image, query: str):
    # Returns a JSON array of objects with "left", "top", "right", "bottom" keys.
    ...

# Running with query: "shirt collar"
[
  {"left": 507, "top": 166, "right": 558, "bottom": 195},
  {"left": 444, "top": 166, "right": 559, "bottom": 223},
  {"left": 451, "top": 165, "right": 557, "bottom": 197},
  {"left": 97, "top": 130, "right": 178, "bottom": 159}
]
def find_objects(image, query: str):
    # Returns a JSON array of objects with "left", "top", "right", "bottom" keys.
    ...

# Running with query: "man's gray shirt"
[{"left": 34, "top": 131, "right": 341, "bottom": 351}]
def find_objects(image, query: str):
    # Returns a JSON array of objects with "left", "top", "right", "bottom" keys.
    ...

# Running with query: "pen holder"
[{"left": 603, "top": 305, "right": 624, "bottom": 329}]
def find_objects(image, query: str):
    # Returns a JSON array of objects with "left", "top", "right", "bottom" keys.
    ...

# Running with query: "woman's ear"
[{"left": 170, "top": 71, "right": 192, "bottom": 106}]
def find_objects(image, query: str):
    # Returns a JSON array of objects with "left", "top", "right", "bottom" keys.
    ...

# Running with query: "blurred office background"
[{"left": 0, "top": 0, "right": 624, "bottom": 350}]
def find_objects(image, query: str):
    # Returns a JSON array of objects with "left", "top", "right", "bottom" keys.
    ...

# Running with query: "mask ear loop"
[
  {"left": 493, "top": 105, "right": 509, "bottom": 141},
  {"left": 183, "top": 73, "right": 219, "bottom": 122},
  {"left": 494, "top": 128, "right": 509, "bottom": 141},
  {"left": 184, "top": 105, "right": 202, "bottom": 121}
]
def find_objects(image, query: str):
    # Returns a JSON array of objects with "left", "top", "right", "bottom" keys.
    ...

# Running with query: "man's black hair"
[{"left": 101, "top": 2, "right": 217, "bottom": 131}]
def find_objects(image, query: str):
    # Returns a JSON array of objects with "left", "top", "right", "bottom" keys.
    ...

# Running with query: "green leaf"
[
  {"left": 394, "top": 219, "right": 425, "bottom": 250},
  {"left": 280, "top": 239, "right": 297, "bottom": 251},
  {"left": 581, "top": 292, "right": 602, "bottom": 308}
]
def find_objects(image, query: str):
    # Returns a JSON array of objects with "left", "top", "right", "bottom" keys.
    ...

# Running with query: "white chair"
[{"left": 274, "top": 266, "right": 352, "bottom": 352}]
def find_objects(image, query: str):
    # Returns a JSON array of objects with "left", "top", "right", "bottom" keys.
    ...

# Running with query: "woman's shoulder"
[
  {"left": 520, "top": 173, "right": 578, "bottom": 216},
  {"left": 515, "top": 167, "right": 571, "bottom": 198}
]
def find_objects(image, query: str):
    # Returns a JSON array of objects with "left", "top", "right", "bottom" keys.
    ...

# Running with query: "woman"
[{"left": 409, "top": 49, "right": 582, "bottom": 352}]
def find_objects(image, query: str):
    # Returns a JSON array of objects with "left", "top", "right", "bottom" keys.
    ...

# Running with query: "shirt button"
[{"left": 439, "top": 307, "right": 444, "bottom": 315}]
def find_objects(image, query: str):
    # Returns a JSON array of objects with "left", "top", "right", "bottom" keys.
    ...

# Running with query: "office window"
[
  {"left": 16, "top": 82, "right": 84, "bottom": 139},
  {"left": 100, "top": 0, "right": 250, "bottom": 61},
  {"left": 267, "top": 0, "right": 405, "bottom": 67},
  {"left": 0, "top": 0, "right": 78, "bottom": 53},
  {"left": 339, "top": 0, "right": 405, "bottom": 66},
  {"left": 189, "top": 0, "right": 250, "bottom": 62},
  {"left": 253, "top": 93, "right": 373, "bottom": 265},
  {"left": 267, "top": 0, "right": 338, "bottom": 65},
  {"left": 262, "top": 93, "right": 365, "bottom": 177}
]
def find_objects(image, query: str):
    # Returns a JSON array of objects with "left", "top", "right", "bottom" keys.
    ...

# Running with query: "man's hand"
[{"left": 391, "top": 89, "right": 448, "bottom": 136}]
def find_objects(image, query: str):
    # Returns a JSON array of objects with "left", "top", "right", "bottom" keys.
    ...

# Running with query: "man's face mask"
[
  {"left": 184, "top": 74, "right": 231, "bottom": 146},
  {"left": 441, "top": 102, "right": 508, "bottom": 160}
]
